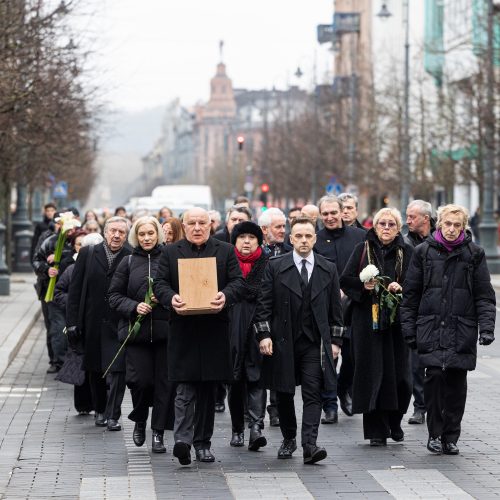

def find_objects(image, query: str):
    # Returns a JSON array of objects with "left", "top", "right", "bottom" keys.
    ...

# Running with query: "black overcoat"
[
  {"left": 153, "top": 237, "right": 244, "bottom": 382},
  {"left": 401, "top": 232, "right": 496, "bottom": 371},
  {"left": 229, "top": 251, "right": 268, "bottom": 382},
  {"left": 66, "top": 242, "right": 131, "bottom": 373},
  {"left": 339, "top": 230, "right": 413, "bottom": 414},
  {"left": 108, "top": 245, "right": 169, "bottom": 344},
  {"left": 253, "top": 252, "right": 344, "bottom": 394}
]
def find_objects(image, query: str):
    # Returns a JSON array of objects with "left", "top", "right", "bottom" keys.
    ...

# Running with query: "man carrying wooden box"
[{"left": 154, "top": 207, "right": 244, "bottom": 465}]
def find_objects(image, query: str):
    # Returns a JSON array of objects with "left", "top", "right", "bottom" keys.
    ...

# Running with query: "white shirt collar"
[{"left": 292, "top": 250, "right": 314, "bottom": 267}]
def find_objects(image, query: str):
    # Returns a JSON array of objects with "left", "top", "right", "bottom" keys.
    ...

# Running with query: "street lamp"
[
  {"left": 479, "top": 0, "right": 500, "bottom": 271},
  {"left": 377, "top": 1, "right": 411, "bottom": 224}
]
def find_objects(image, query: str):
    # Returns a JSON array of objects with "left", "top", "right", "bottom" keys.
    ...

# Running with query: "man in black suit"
[
  {"left": 154, "top": 207, "right": 244, "bottom": 465},
  {"left": 254, "top": 217, "right": 344, "bottom": 464},
  {"left": 66, "top": 216, "right": 131, "bottom": 431}
]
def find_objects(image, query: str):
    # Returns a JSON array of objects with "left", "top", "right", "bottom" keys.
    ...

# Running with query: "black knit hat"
[{"left": 231, "top": 221, "right": 263, "bottom": 246}]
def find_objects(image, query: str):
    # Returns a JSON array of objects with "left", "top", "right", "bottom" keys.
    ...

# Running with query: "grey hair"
[
  {"left": 373, "top": 207, "right": 403, "bottom": 231},
  {"left": 317, "top": 195, "right": 343, "bottom": 212},
  {"left": 407, "top": 199, "right": 432, "bottom": 218},
  {"left": 338, "top": 193, "right": 358, "bottom": 208},
  {"left": 128, "top": 216, "right": 164, "bottom": 247},
  {"left": 436, "top": 204, "right": 469, "bottom": 229},
  {"left": 81, "top": 233, "right": 104, "bottom": 247},
  {"left": 225, "top": 205, "right": 252, "bottom": 223},
  {"left": 208, "top": 210, "right": 221, "bottom": 222},
  {"left": 103, "top": 216, "right": 131, "bottom": 234},
  {"left": 182, "top": 207, "right": 209, "bottom": 222},
  {"left": 258, "top": 207, "right": 285, "bottom": 227}
]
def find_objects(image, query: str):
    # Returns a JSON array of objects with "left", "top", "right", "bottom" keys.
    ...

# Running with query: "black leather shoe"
[
  {"left": 427, "top": 437, "right": 442, "bottom": 454},
  {"left": 133, "top": 422, "right": 146, "bottom": 446},
  {"left": 173, "top": 441, "right": 191, "bottom": 465},
  {"left": 248, "top": 425, "right": 267, "bottom": 451},
  {"left": 215, "top": 402, "right": 225, "bottom": 413},
  {"left": 269, "top": 415, "right": 280, "bottom": 427},
  {"left": 46, "top": 364, "right": 58, "bottom": 374},
  {"left": 321, "top": 410, "right": 338, "bottom": 424},
  {"left": 369, "top": 438, "right": 387, "bottom": 447},
  {"left": 107, "top": 418, "right": 121, "bottom": 431},
  {"left": 152, "top": 430, "right": 166, "bottom": 453},
  {"left": 230, "top": 432, "right": 244, "bottom": 447},
  {"left": 94, "top": 413, "right": 107, "bottom": 427},
  {"left": 303, "top": 444, "right": 327, "bottom": 464},
  {"left": 277, "top": 438, "right": 297, "bottom": 459},
  {"left": 442, "top": 441, "right": 459, "bottom": 455},
  {"left": 195, "top": 448, "right": 215, "bottom": 463},
  {"left": 408, "top": 411, "right": 425, "bottom": 424},
  {"left": 339, "top": 393, "right": 353, "bottom": 417},
  {"left": 391, "top": 427, "right": 404, "bottom": 442}
]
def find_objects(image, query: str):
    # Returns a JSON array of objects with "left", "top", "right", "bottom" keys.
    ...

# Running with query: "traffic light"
[
  {"left": 237, "top": 135, "right": 244, "bottom": 151},
  {"left": 381, "top": 194, "right": 389, "bottom": 207},
  {"left": 259, "top": 183, "right": 270, "bottom": 206}
]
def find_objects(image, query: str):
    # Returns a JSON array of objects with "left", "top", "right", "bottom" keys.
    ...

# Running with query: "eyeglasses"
[{"left": 377, "top": 221, "right": 397, "bottom": 229}]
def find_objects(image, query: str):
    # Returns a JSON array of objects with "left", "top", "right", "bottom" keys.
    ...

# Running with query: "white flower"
[
  {"left": 359, "top": 264, "right": 380, "bottom": 283},
  {"left": 55, "top": 211, "right": 81, "bottom": 232}
]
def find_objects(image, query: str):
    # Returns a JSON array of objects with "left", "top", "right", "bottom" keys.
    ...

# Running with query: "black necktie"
[{"left": 300, "top": 259, "right": 308, "bottom": 285}]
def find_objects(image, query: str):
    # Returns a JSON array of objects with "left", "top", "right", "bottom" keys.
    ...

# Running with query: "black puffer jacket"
[
  {"left": 401, "top": 232, "right": 496, "bottom": 370},
  {"left": 108, "top": 245, "right": 169, "bottom": 344}
]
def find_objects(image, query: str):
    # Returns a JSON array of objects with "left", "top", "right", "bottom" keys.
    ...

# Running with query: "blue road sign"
[
  {"left": 326, "top": 183, "right": 343, "bottom": 195},
  {"left": 53, "top": 181, "right": 68, "bottom": 199}
]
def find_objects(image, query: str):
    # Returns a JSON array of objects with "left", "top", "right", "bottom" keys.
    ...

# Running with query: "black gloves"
[
  {"left": 479, "top": 332, "right": 495, "bottom": 346},
  {"left": 64, "top": 326, "right": 81, "bottom": 347},
  {"left": 405, "top": 336, "right": 417, "bottom": 350}
]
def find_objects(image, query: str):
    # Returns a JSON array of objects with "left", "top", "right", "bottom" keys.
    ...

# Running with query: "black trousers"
[
  {"left": 88, "top": 371, "right": 126, "bottom": 420},
  {"left": 228, "top": 379, "right": 265, "bottom": 432},
  {"left": 267, "top": 390, "right": 279, "bottom": 418},
  {"left": 47, "top": 303, "right": 68, "bottom": 368},
  {"left": 411, "top": 350, "right": 426, "bottom": 413},
  {"left": 74, "top": 372, "right": 93, "bottom": 413},
  {"left": 216, "top": 383, "right": 227, "bottom": 404},
  {"left": 40, "top": 299, "right": 53, "bottom": 364},
  {"left": 277, "top": 336, "right": 323, "bottom": 447},
  {"left": 424, "top": 366, "right": 467, "bottom": 444},
  {"left": 173, "top": 381, "right": 216, "bottom": 450},
  {"left": 337, "top": 336, "right": 354, "bottom": 398},
  {"left": 125, "top": 341, "right": 175, "bottom": 430},
  {"left": 363, "top": 410, "right": 404, "bottom": 439}
]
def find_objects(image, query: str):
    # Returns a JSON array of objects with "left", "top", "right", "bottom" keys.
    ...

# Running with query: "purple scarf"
[{"left": 434, "top": 229, "right": 465, "bottom": 252}]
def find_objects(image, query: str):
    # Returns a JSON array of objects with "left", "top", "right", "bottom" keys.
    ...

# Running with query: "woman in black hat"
[{"left": 228, "top": 221, "right": 269, "bottom": 451}]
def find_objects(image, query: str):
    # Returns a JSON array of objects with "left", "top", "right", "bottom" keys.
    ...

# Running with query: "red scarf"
[{"left": 235, "top": 246, "right": 262, "bottom": 278}]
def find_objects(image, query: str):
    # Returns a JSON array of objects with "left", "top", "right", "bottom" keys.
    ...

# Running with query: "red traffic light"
[
  {"left": 237, "top": 135, "right": 244, "bottom": 150},
  {"left": 261, "top": 183, "right": 270, "bottom": 193}
]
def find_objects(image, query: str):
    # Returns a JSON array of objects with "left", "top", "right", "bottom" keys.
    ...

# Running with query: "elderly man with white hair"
[
  {"left": 154, "top": 207, "right": 244, "bottom": 465},
  {"left": 258, "top": 207, "right": 290, "bottom": 257}
]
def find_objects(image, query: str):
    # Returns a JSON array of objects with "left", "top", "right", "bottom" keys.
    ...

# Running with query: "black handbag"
[{"left": 55, "top": 350, "right": 85, "bottom": 386}]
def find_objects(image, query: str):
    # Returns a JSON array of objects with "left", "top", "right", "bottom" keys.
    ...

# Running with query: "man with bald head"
[
  {"left": 301, "top": 205, "right": 320, "bottom": 230},
  {"left": 154, "top": 207, "right": 244, "bottom": 465}
]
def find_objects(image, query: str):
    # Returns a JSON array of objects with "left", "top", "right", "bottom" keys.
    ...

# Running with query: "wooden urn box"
[{"left": 178, "top": 257, "right": 218, "bottom": 315}]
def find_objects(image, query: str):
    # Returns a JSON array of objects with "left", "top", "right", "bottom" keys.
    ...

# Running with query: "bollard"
[
  {"left": 14, "top": 229, "right": 34, "bottom": 273},
  {"left": 0, "top": 223, "right": 10, "bottom": 295}
]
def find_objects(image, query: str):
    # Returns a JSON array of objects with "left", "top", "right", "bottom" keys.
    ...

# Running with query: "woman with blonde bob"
[
  {"left": 340, "top": 207, "right": 414, "bottom": 446},
  {"left": 109, "top": 216, "right": 175, "bottom": 454},
  {"left": 401, "top": 204, "right": 495, "bottom": 455}
]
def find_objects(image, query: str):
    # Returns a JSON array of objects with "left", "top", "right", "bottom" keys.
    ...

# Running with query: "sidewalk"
[{"left": 0, "top": 273, "right": 40, "bottom": 379}]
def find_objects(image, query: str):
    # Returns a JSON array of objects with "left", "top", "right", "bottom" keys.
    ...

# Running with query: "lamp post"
[
  {"left": 377, "top": 2, "right": 411, "bottom": 222},
  {"left": 479, "top": 0, "right": 500, "bottom": 271}
]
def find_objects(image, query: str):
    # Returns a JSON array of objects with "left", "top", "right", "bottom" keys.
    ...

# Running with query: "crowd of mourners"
[{"left": 31, "top": 193, "right": 496, "bottom": 465}]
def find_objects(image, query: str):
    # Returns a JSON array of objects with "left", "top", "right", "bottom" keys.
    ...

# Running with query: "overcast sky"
[{"left": 73, "top": 1, "right": 335, "bottom": 112}]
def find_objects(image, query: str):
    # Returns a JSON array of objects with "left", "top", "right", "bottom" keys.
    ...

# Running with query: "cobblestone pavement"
[{"left": 1, "top": 312, "right": 500, "bottom": 499}]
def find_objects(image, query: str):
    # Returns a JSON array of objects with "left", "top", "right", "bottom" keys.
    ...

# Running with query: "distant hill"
[{"left": 86, "top": 106, "right": 166, "bottom": 210}]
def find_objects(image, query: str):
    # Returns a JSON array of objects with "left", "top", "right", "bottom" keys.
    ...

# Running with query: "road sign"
[
  {"left": 326, "top": 183, "right": 343, "bottom": 195},
  {"left": 243, "top": 181, "right": 254, "bottom": 193},
  {"left": 53, "top": 181, "right": 68, "bottom": 199}
]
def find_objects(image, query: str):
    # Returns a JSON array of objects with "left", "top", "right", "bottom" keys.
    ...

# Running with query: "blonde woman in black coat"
[
  {"left": 109, "top": 216, "right": 174, "bottom": 453},
  {"left": 340, "top": 208, "right": 413, "bottom": 447}
]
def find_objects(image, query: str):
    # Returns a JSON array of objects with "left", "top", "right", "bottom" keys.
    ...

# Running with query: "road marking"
[
  {"left": 79, "top": 394, "right": 157, "bottom": 499},
  {"left": 225, "top": 472, "right": 314, "bottom": 500},
  {"left": 369, "top": 469, "right": 473, "bottom": 499}
]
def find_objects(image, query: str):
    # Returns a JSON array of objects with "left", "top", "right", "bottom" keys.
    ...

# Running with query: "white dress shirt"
[{"left": 293, "top": 250, "right": 315, "bottom": 282}]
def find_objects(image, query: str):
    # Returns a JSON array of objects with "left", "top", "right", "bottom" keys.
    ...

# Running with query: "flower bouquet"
[
  {"left": 103, "top": 277, "right": 156, "bottom": 378},
  {"left": 44, "top": 211, "right": 81, "bottom": 302},
  {"left": 359, "top": 264, "right": 402, "bottom": 330}
]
